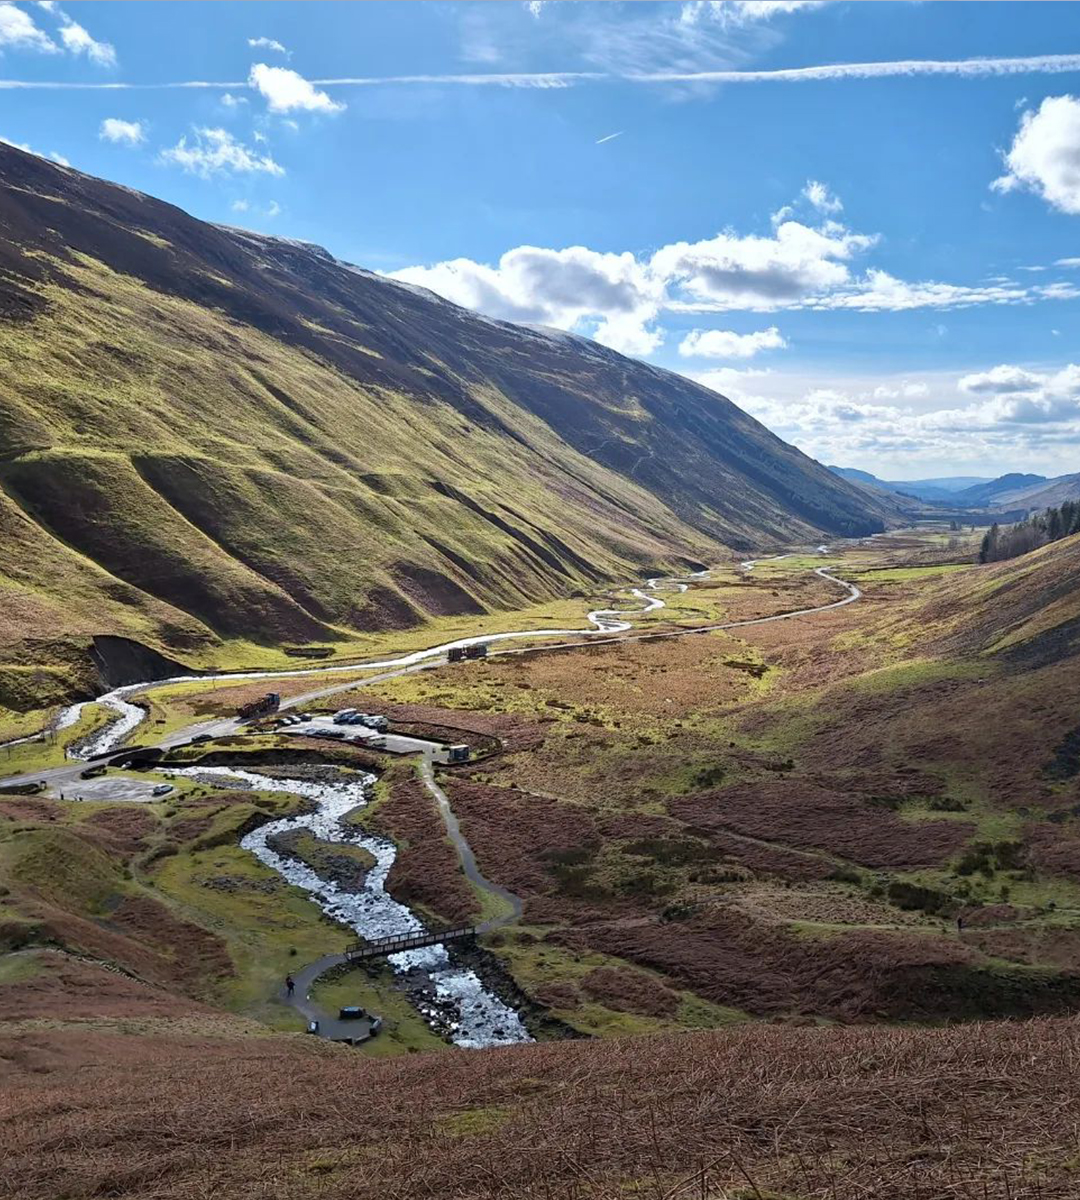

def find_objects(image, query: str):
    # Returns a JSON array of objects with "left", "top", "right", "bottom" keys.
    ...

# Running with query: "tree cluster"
[{"left": 979, "top": 500, "right": 1080, "bottom": 563}]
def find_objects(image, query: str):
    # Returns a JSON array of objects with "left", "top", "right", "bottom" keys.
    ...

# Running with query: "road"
[{"left": 1, "top": 556, "right": 860, "bottom": 796}]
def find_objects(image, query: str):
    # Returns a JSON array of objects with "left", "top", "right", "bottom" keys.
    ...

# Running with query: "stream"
[{"left": 164, "top": 764, "right": 530, "bottom": 1049}]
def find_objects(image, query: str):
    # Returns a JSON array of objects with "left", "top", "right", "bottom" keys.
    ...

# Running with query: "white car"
[{"left": 152, "top": 783, "right": 174, "bottom": 797}]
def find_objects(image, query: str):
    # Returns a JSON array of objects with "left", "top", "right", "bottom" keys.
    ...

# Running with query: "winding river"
[
  {"left": 164, "top": 765, "right": 530, "bottom": 1049},
  {"left": 3, "top": 555, "right": 861, "bottom": 1048}
]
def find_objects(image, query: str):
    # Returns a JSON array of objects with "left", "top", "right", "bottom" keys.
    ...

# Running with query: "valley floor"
[{"left": 6, "top": 524, "right": 1080, "bottom": 1196}]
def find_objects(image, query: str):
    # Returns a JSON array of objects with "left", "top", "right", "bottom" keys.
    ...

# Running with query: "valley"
[{"left": 8, "top": 521, "right": 1080, "bottom": 1197}]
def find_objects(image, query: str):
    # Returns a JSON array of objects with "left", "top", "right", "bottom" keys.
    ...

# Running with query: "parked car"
[
  {"left": 151, "top": 783, "right": 174, "bottom": 797},
  {"left": 361, "top": 715, "right": 388, "bottom": 732},
  {"left": 367, "top": 735, "right": 386, "bottom": 750},
  {"left": 80, "top": 764, "right": 107, "bottom": 779},
  {"left": 333, "top": 708, "right": 359, "bottom": 724}
]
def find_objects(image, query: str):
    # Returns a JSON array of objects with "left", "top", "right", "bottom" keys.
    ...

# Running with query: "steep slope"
[{"left": 0, "top": 144, "right": 885, "bottom": 706}]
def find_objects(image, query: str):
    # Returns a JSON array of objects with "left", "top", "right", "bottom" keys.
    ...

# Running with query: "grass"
[{"left": 312, "top": 967, "right": 449, "bottom": 1056}]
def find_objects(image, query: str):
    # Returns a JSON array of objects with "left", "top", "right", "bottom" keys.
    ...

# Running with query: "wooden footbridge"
[{"left": 345, "top": 925, "right": 477, "bottom": 962}]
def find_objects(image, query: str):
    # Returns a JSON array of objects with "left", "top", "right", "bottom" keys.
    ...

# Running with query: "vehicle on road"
[
  {"left": 152, "top": 783, "right": 174, "bottom": 797},
  {"left": 447, "top": 744, "right": 470, "bottom": 764}
]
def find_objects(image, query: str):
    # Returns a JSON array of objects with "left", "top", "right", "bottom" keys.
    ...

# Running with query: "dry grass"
[{"left": 4, "top": 1016, "right": 1080, "bottom": 1198}]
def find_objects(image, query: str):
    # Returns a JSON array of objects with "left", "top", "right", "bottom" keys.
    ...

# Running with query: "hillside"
[{"left": 0, "top": 144, "right": 888, "bottom": 715}]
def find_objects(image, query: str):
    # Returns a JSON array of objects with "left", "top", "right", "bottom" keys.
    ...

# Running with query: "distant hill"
[
  {"left": 953, "top": 473, "right": 1047, "bottom": 506},
  {"left": 0, "top": 143, "right": 888, "bottom": 711},
  {"left": 829, "top": 466, "right": 1069, "bottom": 509},
  {"left": 1000, "top": 472, "right": 1080, "bottom": 512},
  {"left": 828, "top": 467, "right": 994, "bottom": 503}
]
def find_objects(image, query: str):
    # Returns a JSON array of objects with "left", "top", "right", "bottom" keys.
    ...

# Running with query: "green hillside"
[{"left": 0, "top": 143, "right": 888, "bottom": 716}]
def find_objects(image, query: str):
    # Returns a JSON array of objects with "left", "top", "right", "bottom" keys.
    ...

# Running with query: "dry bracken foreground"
[{"left": 5, "top": 1016, "right": 1080, "bottom": 1200}]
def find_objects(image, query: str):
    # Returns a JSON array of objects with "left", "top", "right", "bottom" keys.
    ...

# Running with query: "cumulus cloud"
[
  {"left": 159, "top": 127, "right": 284, "bottom": 178},
  {"left": 221, "top": 92, "right": 248, "bottom": 108},
  {"left": 679, "top": 326, "right": 786, "bottom": 358},
  {"left": 56, "top": 10, "right": 115, "bottom": 66},
  {"left": 0, "top": 2, "right": 56, "bottom": 52},
  {"left": 249, "top": 64, "right": 345, "bottom": 113},
  {"left": 248, "top": 35, "right": 288, "bottom": 54},
  {"left": 993, "top": 94, "right": 1080, "bottom": 214},
  {"left": 99, "top": 117, "right": 145, "bottom": 146},
  {"left": 654, "top": 219, "right": 875, "bottom": 309},
  {"left": 803, "top": 178, "right": 842, "bottom": 213},
  {"left": 693, "top": 361, "right": 1080, "bottom": 473},
  {"left": 392, "top": 190, "right": 1080, "bottom": 360},
  {"left": 391, "top": 245, "right": 664, "bottom": 356}
]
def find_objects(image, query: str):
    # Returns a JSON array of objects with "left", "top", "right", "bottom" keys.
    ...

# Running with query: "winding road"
[
  {"left": 1, "top": 550, "right": 864, "bottom": 1046},
  {"left": 2, "top": 554, "right": 860, "bottom": 794}
]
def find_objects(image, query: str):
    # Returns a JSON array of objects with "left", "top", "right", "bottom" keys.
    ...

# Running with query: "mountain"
[
  {"left": 998, "top": 472, "right": 1080, "bottom": 513},
  {"left": 828, "top": 467, "right": 995, "bottom": 503},
  {"left": 953, "top": 473, "right": 1047, "bottom": 506},
  {"left": 0, "top": 144, "right": 887, "bottom": 710}
]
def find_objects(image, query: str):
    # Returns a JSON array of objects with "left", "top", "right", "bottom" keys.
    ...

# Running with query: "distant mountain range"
[{"left": 829, "top": 466, "right": 1080, "bottom": 511}]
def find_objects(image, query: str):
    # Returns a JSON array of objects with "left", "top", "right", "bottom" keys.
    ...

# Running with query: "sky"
[{"left": 4, "top": 1, "right": 1080, "bottom": 479}]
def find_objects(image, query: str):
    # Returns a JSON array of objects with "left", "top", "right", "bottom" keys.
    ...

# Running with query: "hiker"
[
  {"left": 956, "top": 914, "right": 964, "bottom": 934},
  {"left": 285, "top": 974, "right": 295, "bottom": 997}
]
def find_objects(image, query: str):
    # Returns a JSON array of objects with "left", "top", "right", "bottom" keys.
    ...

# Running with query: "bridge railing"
[{"left": 345, "top": 925, "right": 476, "bottom": 960}]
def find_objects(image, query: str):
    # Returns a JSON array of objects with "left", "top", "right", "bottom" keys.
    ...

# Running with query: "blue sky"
[{"left": 5, "top": 1, "right": 1080, "bottom": 478}]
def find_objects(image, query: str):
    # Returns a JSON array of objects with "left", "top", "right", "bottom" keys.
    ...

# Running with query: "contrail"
[
  {"left": 1, "top": 53, "right": 1079, "bottom": 91},
  {"left": 595, "top": 131, "right": 624, "bottom": 144}
]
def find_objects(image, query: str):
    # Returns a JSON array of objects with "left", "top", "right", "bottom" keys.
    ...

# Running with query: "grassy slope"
[{"left": 0, "top": 142, "right": 890, "bottom": 720}]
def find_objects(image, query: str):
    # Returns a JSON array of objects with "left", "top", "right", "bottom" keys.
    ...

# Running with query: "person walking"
[{"left": 285, "top": 974, "right": 295, "bottom": 998}]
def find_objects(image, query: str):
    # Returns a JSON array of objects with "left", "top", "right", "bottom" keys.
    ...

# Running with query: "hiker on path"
[{"left": 285, "top": 974, "right": 295, "bottom": 997}]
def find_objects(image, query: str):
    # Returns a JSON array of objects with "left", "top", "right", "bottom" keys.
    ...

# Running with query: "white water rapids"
[{"left": 165, "top": 764, "right": 530, "bottom": 1049}]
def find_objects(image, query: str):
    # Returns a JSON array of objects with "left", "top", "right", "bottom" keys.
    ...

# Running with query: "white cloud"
[
  {"left": 395, "top": 209, "right": 1080, "bottom": 360},
  {"left": 249, "top": 63, "right": 345, "bottom": 113},
  {"left": 159, "top": 127, "right": 284, "bottom": 178},
  {"left": 221, "top": 92, "right": 248, "bottom": 108},
  {"left": 679, "top": 326, "right": 786, "bottom": 358},
  {"left": 1056, "top": 257, "right": 1080, "bottom": 267},
  {"left": 230, "top": 199, "right": 249, "bottom": 213},
  {"left": 1, "top": 133, "right": 67, "bottom": 165},
  {"left": 56, "top": 12, "right": 115, "bottom": 66},
  {"left": 0, "top": 2, "right": 56, "bottom": 52},
  {"left": 524, "top": 1, "right": 547, "bottom": 15},
  {"left": 679, "top": 1, "right": 824, "bottom": 26},
  {"left": 993, "top": 94, "right": 1080, "bottom": 214},
  {"left": 390, "top": 244, "right": 664, "bottom": 356},
  {"left": 99, "top": 118, "right": 145, "bottom": 146},
  {"left": 248, "top": 36, "right": 288, "bottom": 54},
  {"left": 653, "top": 219, "right": 876, "bottom": 309},
  {"left": 266, "top": 200, "right": 281, "bottom": 217},
  {"left": 690, "top": 361, "right": 1080, "bottom": 474},
  {"left": 596, "top": 131, "right": 623, "bottom": 144},
  {"left": 803, "top": 178, "right": 842, "bottom": 213}
]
